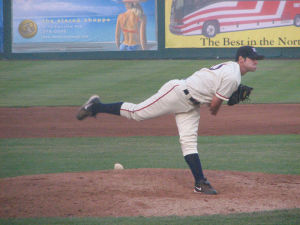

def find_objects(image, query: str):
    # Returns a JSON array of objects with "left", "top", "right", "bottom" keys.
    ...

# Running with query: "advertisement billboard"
[
  {"left": 12, "top": 0, "right": 157, "bottom": 53},
  {"left": 165, "top": 0, "right": 300, "bottom": 48}
]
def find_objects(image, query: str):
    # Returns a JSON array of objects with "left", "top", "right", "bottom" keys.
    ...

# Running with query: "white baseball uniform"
[{"left": 120, "top": 61, "right": 241, "bottom": 156}]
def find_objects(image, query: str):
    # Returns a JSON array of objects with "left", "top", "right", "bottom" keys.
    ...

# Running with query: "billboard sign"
[
  {"left": 166, "top": 0, "right": 300, "bottom": 48},
  {"left": 12, "top": 0, "right": 157, "bottom": 53}
]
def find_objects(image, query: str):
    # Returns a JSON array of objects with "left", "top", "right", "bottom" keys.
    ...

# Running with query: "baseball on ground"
[{"left": 114, "top": 163, "right": 124, "bottom": 170}]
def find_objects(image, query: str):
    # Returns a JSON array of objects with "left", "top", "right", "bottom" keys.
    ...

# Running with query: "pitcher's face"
[
  {"left": 244, "top": 57, "right": 258, "bottom": 72},
  {"left": 239, "top": 57, "right": 258, "bottom": 75}
]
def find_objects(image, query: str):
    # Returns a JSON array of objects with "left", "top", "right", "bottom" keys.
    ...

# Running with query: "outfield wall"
[{"left": 1, "top": 0, "right": 300, "bottom": 60}]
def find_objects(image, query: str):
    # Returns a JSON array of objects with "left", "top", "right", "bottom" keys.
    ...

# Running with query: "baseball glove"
[{"left": 227, "top": 84, "right": 253, "bottom": 106}]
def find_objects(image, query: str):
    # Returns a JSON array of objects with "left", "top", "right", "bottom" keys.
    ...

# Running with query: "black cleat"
[
  {"left": 194, "top": 178, "right": 217, "bottom": 195},
  {"left": 76, "top": 95, "right": 100, "bottom": 120}
]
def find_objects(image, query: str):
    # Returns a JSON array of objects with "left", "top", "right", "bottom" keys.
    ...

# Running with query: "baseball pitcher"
[{"left": 76, "top": 46, "right": 264, "bottom": 194}]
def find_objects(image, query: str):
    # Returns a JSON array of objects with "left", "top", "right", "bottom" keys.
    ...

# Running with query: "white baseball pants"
[{"left": 120, "top": 79, "right": 201, "bottom": 156}]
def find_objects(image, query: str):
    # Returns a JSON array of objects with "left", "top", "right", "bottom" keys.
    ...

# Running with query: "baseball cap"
[{"left": 235, "top": 46, "right": 264, "bottom": 61}]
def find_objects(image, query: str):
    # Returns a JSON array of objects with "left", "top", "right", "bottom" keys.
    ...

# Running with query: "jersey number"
[{"left": 209, "top": 64, "right": 224, "bottom": 70}]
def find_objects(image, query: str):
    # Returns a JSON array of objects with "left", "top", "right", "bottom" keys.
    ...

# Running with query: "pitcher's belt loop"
[{"left": 183, "top": 89, "right": 200, "bottom": 105}]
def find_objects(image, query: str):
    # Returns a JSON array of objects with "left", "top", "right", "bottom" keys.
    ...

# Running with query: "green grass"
[
  {"left": 1, "top": 135, "right": 299, "bottom": 178},
  {"left": 0, "top": 209, "right": 299, "bottom": 225},
  {"left": 1, "top": 59, "right": 299, "bottom": 224},
  {"left": 0, "top": 59, "right": 300, "bottom": 107}
]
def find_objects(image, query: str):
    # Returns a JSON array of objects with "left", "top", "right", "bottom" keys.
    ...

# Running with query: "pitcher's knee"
[
  {"left": 120, "top": 110, "right": 143, "bottom": 121},
  {"left": 179, "top": 137, "right": 198, "bottom": 156},
  {"left": 120, "top": 103, "right": 144, "bottom": 121}
]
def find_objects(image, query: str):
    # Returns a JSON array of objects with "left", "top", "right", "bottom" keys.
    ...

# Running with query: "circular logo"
[{"left": 18, "top": 19, "right": 38, "bottom": 39}]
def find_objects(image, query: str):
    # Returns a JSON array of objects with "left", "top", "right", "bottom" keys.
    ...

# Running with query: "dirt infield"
[
  {"left": 1, "top": 104, "right": 299, "bottom": 138},
  {"left": 1, "top": 170, "right": 300, "bottom": 218},
  {"left": 0, "top": 104, "right": 300, "bottom": 218}
]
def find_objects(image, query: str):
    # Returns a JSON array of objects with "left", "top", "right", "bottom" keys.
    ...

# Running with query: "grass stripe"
[
  {"left": 0, "top": 209, "right": 299, "bottom": 225},
  {"left": 1, "top": 135, "right": 299, "bottom": 178}
]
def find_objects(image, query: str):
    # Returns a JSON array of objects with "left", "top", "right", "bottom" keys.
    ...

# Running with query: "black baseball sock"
[
  {"left": 91, "top": 102, "right": 123, "bottom": 116},
  {"left": 184, "top": 153, "right": 205, "bottom": 184}
]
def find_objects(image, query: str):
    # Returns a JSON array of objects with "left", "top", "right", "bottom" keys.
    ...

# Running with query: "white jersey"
[
  {"left": 121, "top": 61, "right": 242, "bottom": 156},
  {"left": 185, "top": 61, "right": 241, "bottom": 104}
]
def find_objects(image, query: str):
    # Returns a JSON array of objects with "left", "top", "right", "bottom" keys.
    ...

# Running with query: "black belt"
[{"left": 183, "top": 89, "right": 200, "bottom": 105}]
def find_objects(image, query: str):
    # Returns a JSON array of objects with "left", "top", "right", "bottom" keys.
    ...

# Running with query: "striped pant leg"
[{"left": 120, "top": 80, "right": 191, "bottom": 121}]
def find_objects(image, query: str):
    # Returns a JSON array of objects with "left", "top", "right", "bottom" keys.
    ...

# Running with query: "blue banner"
[{"left": 12, "top": 0, "right": 157, "bottom": 52}]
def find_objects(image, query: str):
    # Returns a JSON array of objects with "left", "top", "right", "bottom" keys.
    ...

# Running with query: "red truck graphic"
[{"left": 169, "top": 0, "right": 300, "bottom": 37}]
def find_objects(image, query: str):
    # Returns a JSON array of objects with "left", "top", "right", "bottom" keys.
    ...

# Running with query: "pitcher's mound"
[{"left": 1, "top": 169, "right": 300, "bottom": 218}]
